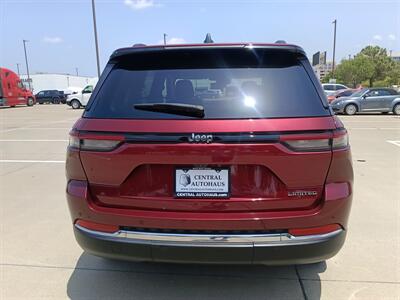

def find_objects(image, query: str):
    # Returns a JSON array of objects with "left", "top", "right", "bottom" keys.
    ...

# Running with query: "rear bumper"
[{"left": 74, "top": 225, "right": 346, "bottom": 265}]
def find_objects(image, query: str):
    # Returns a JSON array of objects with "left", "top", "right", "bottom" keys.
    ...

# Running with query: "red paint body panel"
[
  {"left": 66, "top": 179, "right": 352, "bottom": 231},
  {"left": 66, "top": 117, "right": 353, "bottom": 231},
  {"left": 0, "top": 67, "right": 35, "bottom": 107}
]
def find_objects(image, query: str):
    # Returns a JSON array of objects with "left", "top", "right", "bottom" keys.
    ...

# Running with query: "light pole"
[
  {"left": 332, "top": 19, "right": 337, "bottom": 75},
  {"left": 75, "top": 67, "right": 79, "bottom": 76},
  {"left": 23, "top": 39, "right": 31, "bottom": 90},
  {"left": 16, "top": 63, "right": 20, "bottom": 76},
  {"left": 163, "top": 33, "right": 167, "bottom": 45},
  {"left": 91, "top": 0, "right": 101, "bottom": 77}
]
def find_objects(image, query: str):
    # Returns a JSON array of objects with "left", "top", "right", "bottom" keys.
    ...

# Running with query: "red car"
[
  {"left": 327, "top": 89, "right": 357, "bottom": 103},
  {"left": 66, "top": 43, "right": 353, "bottom": 265}
]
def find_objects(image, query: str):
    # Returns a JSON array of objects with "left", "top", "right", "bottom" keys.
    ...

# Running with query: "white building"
[
  {"left": 390, "top": 51, "right": 400, "bottom": 63},
  {"left": 19, "top": 73, "right": 98, "bottom": 93},
  {"left": 313, "top": 62, "right": 333, "bottom": 81}
]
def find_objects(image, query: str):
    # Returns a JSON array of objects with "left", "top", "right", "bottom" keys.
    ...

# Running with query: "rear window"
[{"left": 85, "top": 49, "right": 328, "bottom": 119}]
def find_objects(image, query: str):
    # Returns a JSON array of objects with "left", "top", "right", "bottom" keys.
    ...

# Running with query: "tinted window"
[
  {"left": 388, "top": 89, "right": 399, "bottom": 95},
  {"left": 82, "top": 85, "right": 93, "bottom": 93},
  {"left": 366, "top": 90, "right": 389, "bottom": 97},
  {"left": 86, "top": 49, "right": 328, "bottom": 119},
  {"left": 377, "top": 90, "right": 391, "bottom": 96},
  {"left": 341, "top": 90, "right": 353, "bottom": 97},
  {"left": 351, "top": 89, "right": 367, "bottom": 97},
  {"left": 323, "top": 85, "right": 334, "bottom": 91},
  {"left": 336, "top": 85, "right": 347, "bottom": 90}
]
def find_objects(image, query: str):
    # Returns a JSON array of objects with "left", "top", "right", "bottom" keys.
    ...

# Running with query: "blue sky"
[{"left": 1, "top": 0, "right": 399, "bottom": 77}]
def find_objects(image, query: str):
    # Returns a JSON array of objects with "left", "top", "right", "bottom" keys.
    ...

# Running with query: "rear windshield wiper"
[{"left": 134, "top": 102, "right": 205, "bottom": 118}]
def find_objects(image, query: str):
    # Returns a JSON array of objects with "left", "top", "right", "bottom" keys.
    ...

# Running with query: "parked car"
[
  {"left": 327, "top": 89, "right": 357, "bottom": 103},
  {"left": 35, "top": 90, "right": 65, "bottom": 104},
  {"left": 66, "top": 84, "right": 94, "bottom": 109},
  {"left": 0, "top": 67, "right": 35, "bottom": 107},
  {"left": 66, "top": 42, "right": 353, "bottom": 265},
  {"left": 58, "top": 91, "right": 67, "bottom": 104},
  {"left": 322, "top": 83, "right": 349, "bottom": 96},
  {"left": 330, "top": 88, "right": 400, "bottom": 115}
]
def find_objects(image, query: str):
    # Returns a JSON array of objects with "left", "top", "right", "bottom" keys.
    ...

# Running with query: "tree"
[
  {"left": 322, "top": 56, "right": 373, "bottom": 87},
  {"left": 386, "top": 61, "right": 400, "bottom": 86},
  {"left": 359, "top": 46, "right": 395, "bottom": 87},
  {"left": 321, "top": 45, "right": 396, "bottom": 87}
]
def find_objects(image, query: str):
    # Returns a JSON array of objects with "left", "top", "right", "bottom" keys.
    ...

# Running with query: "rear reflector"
[
  {"left": 289, "top": 224, "right": 341, "bottom": 236},
  {"left": 75, "top": 220, "right": 119, "bottom": 233}
]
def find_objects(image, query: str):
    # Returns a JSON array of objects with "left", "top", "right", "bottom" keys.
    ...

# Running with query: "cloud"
[
  {"left": 124, "top": 0, "right": 155, "bottom": 10},
  {"left": 373, "top": 34, "right": 382, "bottom": 41},
  {"left": 43, "top": 36, "right": 63, "bottom": 43},
  {"left": 158, "top": 37, "right": 186, "bottom": 45},
  {"left": 388, "top": 34, "right": 396, "bottom": 41}
]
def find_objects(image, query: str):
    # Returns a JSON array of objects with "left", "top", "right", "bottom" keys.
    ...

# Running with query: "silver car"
[{"left": 330, "top": 88, "right": 400, "bottom": 115}]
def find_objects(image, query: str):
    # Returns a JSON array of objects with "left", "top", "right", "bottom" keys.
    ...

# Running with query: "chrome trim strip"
[{"left": 75, "top": 224, "right": 343, "bottom": 247}]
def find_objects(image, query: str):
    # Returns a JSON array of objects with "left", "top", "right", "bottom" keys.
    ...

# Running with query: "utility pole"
[
  {"left": 23, "top": 40, "right": 31, "bottom": 90},
  {"left": 332, "top": 19, "right": 337, "bottom": 75},
  {"left": 163, "top": 33, "right": 167, "bottom": 45},
  {"left": 91, "top": 0, "right": 101, "bottom": 77},
  {"left": 75, "top": 67, "right": 79, "bottom": 76},
  {"left": 16, "top": 63, "right": 20, "bottom": 76}
]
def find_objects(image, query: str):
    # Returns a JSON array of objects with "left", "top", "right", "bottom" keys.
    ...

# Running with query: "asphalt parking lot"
[{"left": 0, "top": 105, "right": 399, "bottom": 300}]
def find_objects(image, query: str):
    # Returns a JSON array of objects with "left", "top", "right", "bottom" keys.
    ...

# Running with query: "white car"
[
  {"left": 66, "top": 85, "right": 94, "bottom": 109},
  {"left": 322, "top": 83, "right": 348, "bottom": 96}
]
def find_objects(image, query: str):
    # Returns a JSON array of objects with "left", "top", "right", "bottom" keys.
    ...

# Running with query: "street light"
[
  {"left": 75, "top": 67, "right": 79, "bottom": 76},
  {"left": 23, "top": 39, "right": 31, "bottom": 90},
  {"left": 332, "top": 19, "right": 337, "bottom": 75},
  {"left": 91, "top": 0, "right": 101, "bottom": 77}
]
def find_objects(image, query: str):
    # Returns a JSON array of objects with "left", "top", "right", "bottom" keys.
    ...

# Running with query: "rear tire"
[
  {"left": 27, "top": 98, "right": 34, "bottom": 106},
  {"left": 71, "top": 100, "right": 81, "bottom": 109},
  {"left": 344, "top": 104, "right": 357, "bottom": 115},
  {"left": 393, "top": 104, "right": 400, "bottom": 115},
  {"left": 52, "top": 98, "right": 60, "bottom": 104}
]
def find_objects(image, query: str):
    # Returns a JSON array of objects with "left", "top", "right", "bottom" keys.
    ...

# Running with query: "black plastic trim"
[{"left": 76, "top": 130, "right": 332, "bottom": 144}]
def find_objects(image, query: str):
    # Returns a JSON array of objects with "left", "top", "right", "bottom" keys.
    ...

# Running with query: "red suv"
[{"left": 66, "top": 43, "right": 353, "bottom": 265}]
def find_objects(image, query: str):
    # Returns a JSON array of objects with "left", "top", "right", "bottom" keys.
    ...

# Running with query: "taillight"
[
  {"left": 332, "top": 130, "right": 349, "bottom": 150},
  {"left": 281, "top": 130, "right": 349, "bottom": 152},
  {"left": 69, "top": 132, "right": 124, "bottom": 152},
  {"left": 283, "top": 139, "right": 331, "bottom": 152}
]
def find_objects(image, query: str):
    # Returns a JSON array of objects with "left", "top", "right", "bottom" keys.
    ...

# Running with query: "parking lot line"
[
  {"left": 349, "top": 128, "right": 399, "bottom": 130},
  {"left": 387, "top": 141, "right": 400, "bottom": 147},
  {"left": 0, "top": 160, "right": 65, "bottom": 163}
]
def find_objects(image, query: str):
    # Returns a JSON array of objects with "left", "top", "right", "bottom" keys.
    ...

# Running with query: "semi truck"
[{"left": 0, "top": 67, "right": 35, "bottom": 107}]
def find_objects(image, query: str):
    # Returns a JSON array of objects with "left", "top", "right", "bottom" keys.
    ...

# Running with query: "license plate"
[{"left": 175, "top": 167, "right": 230, "bottom": 198}]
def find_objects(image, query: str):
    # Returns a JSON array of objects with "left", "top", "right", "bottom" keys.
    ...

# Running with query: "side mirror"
[{"left": 362, "top": 94, "right": 367, "bottom": 99}]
